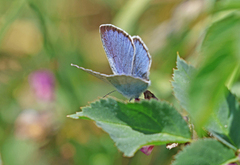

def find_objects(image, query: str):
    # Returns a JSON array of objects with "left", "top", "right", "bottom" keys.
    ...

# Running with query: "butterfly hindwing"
[
  {"left": 71, "top": 64, "right": 149, "bottom": 99},
  {"left": 106, "top": 75, "right": 149, "bottom": 99},
  {"left": 131, "top": 36, "right": 151, "bottom": 80},
  {"left": 100, "top": 24, "right": 135, "bottom": 75}
]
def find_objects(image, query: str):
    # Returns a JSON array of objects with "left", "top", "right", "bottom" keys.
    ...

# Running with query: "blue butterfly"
[{"left": 71, "top": 24, "right": 151, "bottom": 99}]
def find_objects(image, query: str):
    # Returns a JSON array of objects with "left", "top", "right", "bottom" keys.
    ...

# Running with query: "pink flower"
[
  {"left": 29, "top": 70, "right": 55, "bottom": 101},
  {"left": 140, "top": 145, "right": 154, "bottom": 155}
]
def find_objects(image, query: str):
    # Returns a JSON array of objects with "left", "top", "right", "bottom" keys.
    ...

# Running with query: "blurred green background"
[{"left": 0, "top": 0, "right": 239, "bottom": 164}]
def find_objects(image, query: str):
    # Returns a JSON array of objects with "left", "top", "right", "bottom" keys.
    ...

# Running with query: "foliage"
[
  {"left": 70, "top": 54, "right": 240, "bottom": 163},
  {"left": 172, "top": 139, "right": 238, "bottom": 165},
  {"left": 1, "top": 0, "right": 240, "bottom": 164},
  {"left": 69, "top": 98, "right": 191, "bottom": 156}
]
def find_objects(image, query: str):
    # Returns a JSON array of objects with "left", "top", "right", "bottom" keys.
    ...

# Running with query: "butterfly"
[{"left": 71, "top": 24, "right": 151, "bottom": 100}]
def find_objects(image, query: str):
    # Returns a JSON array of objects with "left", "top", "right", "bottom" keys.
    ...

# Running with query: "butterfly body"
[{"left": 72, "top": 24, "right": 151, "bottom": 99}]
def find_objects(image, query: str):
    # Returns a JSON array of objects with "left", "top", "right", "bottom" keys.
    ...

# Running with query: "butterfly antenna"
[{"left": 103, "top": 90, "right": 116, "bottom": 98}]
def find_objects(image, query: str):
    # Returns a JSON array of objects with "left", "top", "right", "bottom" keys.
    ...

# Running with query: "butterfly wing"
[
  {"left": 131, "top": 36, "right": 151, "bottom": 80},
  {"left": 71, "top": 64, "right": 149, "bottom": 99},
  {"left": 72, "top": 25, "right": 151, "bottom": 99},
  {"left": 100, "top": 24, "right": 135, "bottom": 75},
  {"left": 71, "top": 64, "right": 109, "bottom": 83},
  {"left": 106, "top": 75, "right": 150, "bottom": 99}
]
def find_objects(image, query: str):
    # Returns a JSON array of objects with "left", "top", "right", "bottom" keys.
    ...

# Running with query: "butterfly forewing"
[
  {"left": 131, "top": 36, "right": 151, "bottom": 80},
  {"left": 100, "top": 25, "right": 135, "bottom": 75},
  {"left": 71, "top": 64, "right": 109, "bottom": 83}
]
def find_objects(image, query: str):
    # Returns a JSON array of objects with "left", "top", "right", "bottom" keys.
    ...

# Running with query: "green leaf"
[
  {"left": 67, "top": 114, "right": 91, "bottom": 120},
  {"left": 207, "top": 91, "right": 240, "bottom": 150},
  {"left": 67, "top": 114, "right": 80, "bottom": 119},
  {"left": 172, "top": 55, "right": 196, "bottom": 113},
  {"left": 69, "top": 98, "right": 191, "bottom": 156},
  {"left": 189, "top": 14, "right": 240, "bottom": 129},
  {"left": 172, "top": 139, "right": 238, "bottom": 165}
]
